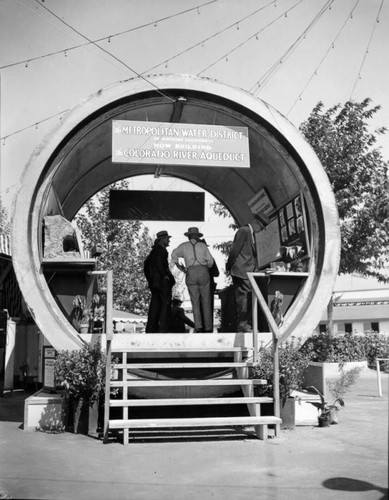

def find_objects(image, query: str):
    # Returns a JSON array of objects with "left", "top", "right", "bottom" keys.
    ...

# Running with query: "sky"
[{"left": 0, "top": 0, "right": 388, "bottom": 282}]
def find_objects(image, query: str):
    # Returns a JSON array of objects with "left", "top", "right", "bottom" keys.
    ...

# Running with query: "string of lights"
[
  {"left": 142, "top": 0, "right": 276, "bottom": 74},
  {"left": 34, "top": 0, "right": 175, "bottom": 102},
  {"left": 250, "top": 0, "right": 335, "bottom": 94},
  {"left": 197, "top": 0, "right": 304, "bottom": 76},
  {"left": 0, "top": 1, "right": 385, "bottom": 145},
  {"left": 350, "top": 0, "right": 384, "bottom": 99},
  {"left": 286, "top": 0, "right": 361, "bottom": 116},
  {"left": 1, "top": 109, "right": 69, "bottom": 143},
  {"left": 0, "top": 0, "right": 218, "bottom": 71}
]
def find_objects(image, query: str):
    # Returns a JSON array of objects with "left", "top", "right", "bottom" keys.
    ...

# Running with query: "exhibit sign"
[
  {"left": 112, "top": 120, "right": 250, "bottom": 168},
  {"left": 43, "top": 346, "right": 56, "bottom": 390},
  {"left": 248, "top": 187, "right": 274, "bottom": 223}
]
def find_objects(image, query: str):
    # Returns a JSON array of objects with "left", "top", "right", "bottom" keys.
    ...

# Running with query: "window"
[
  {"left": 319, "top": 323, "right": 327, "bottom": 333},
  {"left": 363, "top": 322, "right": 380, "bottom": 333},
  {"left": 345, "top": 323, "right": 352, "bottom": 333}
]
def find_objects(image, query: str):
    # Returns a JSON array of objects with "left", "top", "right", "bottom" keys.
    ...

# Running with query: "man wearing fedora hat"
[
  {"left": 226, "top": 219, "right": 262, "bottom": 333},
  {"left": 144, "top": 230, "right": 175, "bottom": 333},
  {"left": 172, "top": 227, "right": 214, "bottom": 333}
]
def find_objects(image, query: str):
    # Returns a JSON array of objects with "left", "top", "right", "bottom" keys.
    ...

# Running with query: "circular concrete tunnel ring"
[{"left": 12, "top": 75, "right": 340, "bottom": 350}]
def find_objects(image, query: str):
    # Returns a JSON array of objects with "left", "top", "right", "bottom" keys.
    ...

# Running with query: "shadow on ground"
[{"left": 323, "top": 477, "right": 388, "bottom": 499}]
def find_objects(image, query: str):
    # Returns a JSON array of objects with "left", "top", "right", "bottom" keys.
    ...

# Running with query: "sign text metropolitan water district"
[{"left": 112, "top": 120, "right": 250, "bottom": 168}]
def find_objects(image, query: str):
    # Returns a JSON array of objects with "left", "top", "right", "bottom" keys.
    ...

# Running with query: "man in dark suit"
[
  {"left": 226, "top": 220, "right": 261, "bottom": 333},
  {"left": 144, "top": 230, "right": 175, "bottom": 333}
]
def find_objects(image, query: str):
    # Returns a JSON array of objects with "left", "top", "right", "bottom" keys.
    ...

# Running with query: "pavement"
[{"left": 0, "top": 369, "right": 388, "bottom": 500}]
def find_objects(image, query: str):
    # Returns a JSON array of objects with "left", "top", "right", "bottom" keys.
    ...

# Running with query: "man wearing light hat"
[
  {"left": 172, "top": 227, "right": 214, "bottom": 333},
  {"left": 144, "top": 230, "right": 175, "bottom": 333}
]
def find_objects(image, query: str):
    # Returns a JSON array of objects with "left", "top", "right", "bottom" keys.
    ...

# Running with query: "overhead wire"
[
  {"left": 0, "top": 109, "right": 69, "bottom": 143},
  {"left": 33, "top": 0, "right": 175, "bottom": 102},
  {"left": 197, "top": 0, "right": 304, "bottom": 76},
  {"left": 142, "top": 0, "right": 276, "bottom": 74},
  {"left": 350, "top": 0, "right": 384, "bottom": 99},
  {"left": 250, "top": 0, "right": 335, "bottom": 94},
  {"left": 0, "top": 0, "right": 383, "bottom": 144},
  {"left": 18, "top": 0, "right": 130, "bottom": 74},
  {"left": 286, "top": 0, "right": 361, "bottom": 116},
  {"left": 0, "top": 0, "right": 218, "bottom": 71}
]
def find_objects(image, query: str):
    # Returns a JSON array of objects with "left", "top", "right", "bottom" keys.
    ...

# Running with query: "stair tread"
[
  {"left": 117, "top": 362, "right": 251, "bottom": 369},
  {"left": 109, "top": 416, "right": 282, "bottom": 429},
  {"left": 111, "top": 379, "right": 266, "bottom": 387},
  {"left": 110, "top": 397, "right": 273, "bottom": 406},
  {"left": 112, "top": 347, "right": 252, "bottom": 353}
]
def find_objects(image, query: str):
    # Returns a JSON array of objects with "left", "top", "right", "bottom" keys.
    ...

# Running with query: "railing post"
[
  {"left": 248, "top": 272, "right": 281, "bottom": 435},
  {"left": 103, "top": 270, "right": 113, "bottom": 444},
  {"left": 273, "top": 334, "right": 280, "bottom": 437},
  {"left": 273, "top": 335, "right": 280, "bottom": 417},
  {"left": 252, "top": 296, "right": 258, "bottom": 365},
  {"left": 376, "top": 358, "right": 382, "bottom": 398}
]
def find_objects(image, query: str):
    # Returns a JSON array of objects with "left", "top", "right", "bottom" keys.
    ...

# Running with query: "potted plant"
[
  {"left": 73, "top": 295, "right": 90, "bottom": 333},
  {"left": 91, "top": 293, "right": 105, "bottom": 333},
  {"left": 54, "top": 341, "right": 106, "bottom": 434},
  {"left": 253, "top": 337, "right": 314, "bottom": 428},
  {"left": 307, "top": 365, "right": 362, "bottom": 426},
  {"left": 307, "top": 386, "right": 345, "bottom": 427}
]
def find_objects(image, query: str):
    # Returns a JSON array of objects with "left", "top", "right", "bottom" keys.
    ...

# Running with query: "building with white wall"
[{"left": 315, "top": 274, "right": 389, "bottom": 335}]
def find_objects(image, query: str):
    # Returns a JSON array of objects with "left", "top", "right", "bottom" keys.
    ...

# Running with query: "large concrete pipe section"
[{"left": 11, "top": 75, "right": 340, "bottom": 351}]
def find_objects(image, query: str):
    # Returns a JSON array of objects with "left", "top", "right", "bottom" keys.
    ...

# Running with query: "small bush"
[
  {"left": 54, "top": 341, "right": 106, "bottom": 406},
  {"left": 327, "top": 366, "right": 363, "bottom": 399},
  {"left": 363, "top": 331, "right": 389, "bottom": 371},
  {"left": 254, "top": 337, "right": 314, "bottom": 402},
  {"left": 301, "top": 332, "right": 366, "bottom": 363}
]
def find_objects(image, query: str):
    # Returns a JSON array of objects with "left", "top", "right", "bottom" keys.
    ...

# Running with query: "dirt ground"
[{"left": 0, "top": 369, "right": 387, "bottom": 500}]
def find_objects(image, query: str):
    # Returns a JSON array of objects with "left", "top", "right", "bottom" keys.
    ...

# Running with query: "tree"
[
  {"left": 300, "top": 98, "right": 389, "bottom": 283},
  {"left": 75, "top": 181, "right": 153, "bottom": 315},
  {"left": 0, "top": 197, "right": 10, "bottom": 237}
]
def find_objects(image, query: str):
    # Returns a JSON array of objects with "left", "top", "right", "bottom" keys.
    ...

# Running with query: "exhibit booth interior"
[{"left": 9, "top": 75, "right": 340, "bottom": 440}]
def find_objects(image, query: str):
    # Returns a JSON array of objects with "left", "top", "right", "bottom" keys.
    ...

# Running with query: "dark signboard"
[{"left": 109, "top": 190, "right": 205, "bottom": 221}]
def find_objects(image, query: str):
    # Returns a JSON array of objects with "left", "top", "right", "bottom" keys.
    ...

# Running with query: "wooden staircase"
[{"left": 103, "top": 341, "right": 281, "bottom": 444}]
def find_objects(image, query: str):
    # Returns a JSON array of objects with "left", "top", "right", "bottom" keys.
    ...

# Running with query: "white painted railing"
[{"left": 376, "top": 358, "right": 389, "bottom": 397}]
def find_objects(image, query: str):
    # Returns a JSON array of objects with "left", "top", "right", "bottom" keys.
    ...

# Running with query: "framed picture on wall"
[
  {"left": 294, "top": 195, "right": 303, "bottom": 217},
  {"left": 286, "top": 202, "right": 294, "bottom": 220},
  {"left": 279, "top": 208, "right": 286, "bottom": 227},
  {"left": 288, "top": 218, "right": 296, "bottom": 236},
  {"left": 277, "top": 191, "right": 310, "bottom": 257}
]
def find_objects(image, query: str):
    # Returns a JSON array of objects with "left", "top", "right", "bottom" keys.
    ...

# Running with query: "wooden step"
[
  {"left": 112, "top": 347, "right": 252, "bottom": 353},
  {"left": 111, "top": 379, "right": 266, "bottom": 387},
  {"left": 110, "top": 396, "right": 273, "bottom": 407},
  {"left": 109, "top": 416, "right": 282, "bottom": 441},
  {"left": 116, "top": 362, "right": 253, "bottom": 369}
]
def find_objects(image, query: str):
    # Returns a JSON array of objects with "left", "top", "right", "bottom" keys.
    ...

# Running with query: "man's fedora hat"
[
  {"left": 156, "top": 230, "right": 172, "bottom": 239},
  {"left": 184, "top": 227, "right": 203, "bottom": 237}
]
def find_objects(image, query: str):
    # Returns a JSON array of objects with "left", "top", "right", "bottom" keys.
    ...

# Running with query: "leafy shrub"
[
  {"left": 254, "top": 337, "right": 314, "bottom": 402},
  {"left": 54, "top": 341, "right": 106, "bottom": 405},
  {"left": 363, "top": 331, "right": 389, "bottom": 371},
  {"left": 301, "top": 332, "right": 366, "bottom": 363},
  {"left": 327, "top": 366, "right": 363, "bottom": 399}
]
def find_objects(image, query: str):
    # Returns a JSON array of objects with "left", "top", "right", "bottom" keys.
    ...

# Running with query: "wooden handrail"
[
  {"left": 247, "top": 272, "right": 281, "bottom": 420},
  {"left": 103, "top": 270, "right": 113, "bottom": 444}
]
